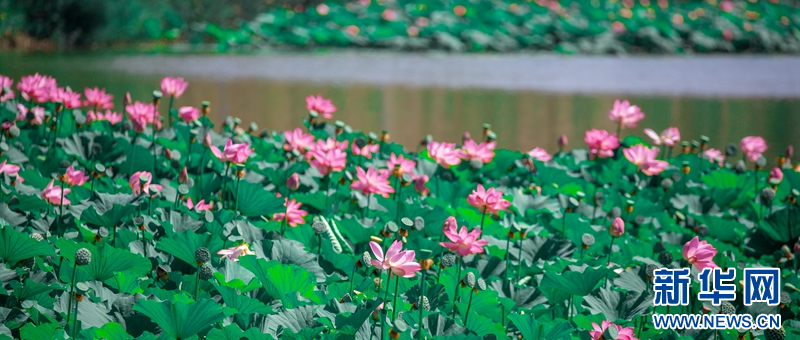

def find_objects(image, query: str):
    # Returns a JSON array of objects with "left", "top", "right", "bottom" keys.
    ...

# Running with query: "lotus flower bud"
[
  {"left": 658, "top": 251, "right": 673, "bottom": 265},
  {"left": 194, "top": 247, "right": 211, "bottom": 264},
  {"left": 462, "top": 131, "right": 472, "bottom": 143},
  {"left": 199, "top": 263, "right": 214, "bottom": 280},
  {"left": 286, "top": 173, "right": 300, "bottom": 191},
  {"left": 719, "top": 302, "right": 735, "bottom": 315},
  {"left": 581, "top": 234, "right": 595, "bottom": 249},
  {"left": 178, "top": 167, "right": 188, "bottom": 184},
  {"left": 609, "top": 218, "right": 625, "bottom": 238},
  {"left": 558, "top": 134, "right": 568, "bottom": 149},
  {"left": 761, "top": 187, "right": 776, "bottom": 203},
  {"left": 441, "top": 253, "right": 456, "bottom": 268},
  {"left": 75, "top": 248, "right": 92, "bottom": 266},
  {"left": 443, "top": 216, "right": 457, "bottom": 232}
]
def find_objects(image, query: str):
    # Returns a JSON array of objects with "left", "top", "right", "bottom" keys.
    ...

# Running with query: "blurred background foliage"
[{"left": 0, "top": 0, "right": 798, "bottom": 53}]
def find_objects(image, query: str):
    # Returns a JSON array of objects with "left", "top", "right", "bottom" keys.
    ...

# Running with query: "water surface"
[{"left": 1, "top": 52, "right": 798, "bottom": 161}]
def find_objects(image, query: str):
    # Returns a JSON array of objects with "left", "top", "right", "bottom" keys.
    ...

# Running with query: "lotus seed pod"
[
  {"left": 400, "top": 217, "right": 413, "bottom": 229},
  {"left": 764, "top": 327, "right": 786, "bottom": 340},
  {"left": 393, "top": 318, "right": 409, "bottom": 332},
  {"left": 465, "top": 272, "right": 476, "bottom": 288},
  {"left": 756, "top": 157, "right": 767, "bottom": 168},
  {"left": 725, "top": 143, "right": 738, "bottom": 157},
  {"left": 785, "top": 283, "right": 798, "bottom": 292},
  {"left": 581, "top": 234, "right": 595, "bottom": 247},
  {"left": 199, "top": 263, "right": 214, "bottom": 280},
  {"left": 441, "top": 253, "right": 456, "bottom": 268},
  {"left": 686, "top": 216, "right": 696, "bottom": 228},
  {"left": 31, "top": 233, "right": 44, "bottom": 242},
  {"left": 671, "top": 172, "right": 682, "bottom": 182},
  {"left": 653, "top": 241, "right": 666, "bottom": 253},
  {"left": 335, "top": 120, "right": 345, "bottom": 128},
  {"left": 152, "top": 90, "right": 162, "bottom": 100},
  {"left": 361, "top": 252, "right": 372, "bottom": 266},
  {"left": 75, "top": 282, "right": 90, "bottom": 295},
  {"left": 120, "top": 120, "right": 132, "bottom": 132},
  {"left": 98, "top": 227, "right": 109, "bottom": 238},
  {"left": 719, "top": 302, "right": 735, "bottom": 315},
  {"left": 487, "top": 131, "right": 497, "bottom": 141},
  {"left": 634, "top": 215, "right": 645, "bottom": 225},
  {"left": 194, "top": 247, "right": 211, "bottom": 264},
  {"left": 734, "top": 160, "right": 747, "bottom": 174},
  {"left": 249, "top": 122, "right": 258, "bottom": 132},
  {"left": 645, "top": 264, "right": 659, "bottom": 277},
  {"left": 469, "top": 158, "right": 483, "bottom": 170},
  {"left": 312, "top": 221, "right": 328, "bottom": 234},
  {"left": 413, "top": 217, "right": 425, "bottom": 231},
  {"left": 59, "top": 160, "right": 70, "bottom": 169},
  {"left": 354, "top": 136, "right": 367, "bottom": 148},
  {"left": 224, "top": 116, "right": 234, "bottom": 127},
  {"left": 476, "top": 278, "right": 486, "bottom": 291},
  {"left": 595, "top": 197, "right": 605, "bottom": 206},
  {"left": 421, "top": 296, "right": 430, "bottom": 311},
  {"left": 178, "top": 184, "right": 189, "bottom": 195},
  {"left": 385, "top": 221, "right": 399, "bottom": 233},
  {"left": 204, "top": 211, "right": 214, "bottom": 223},
  {"left": 603, "top": 325, "right": 619, "bottom": 340},
  {"left": 610, "top": 207, "right": 622, "bottom": 218},
  {"left": 186, "top": 178, "right": 195, "bottom": 187},
  {"left": 75, "top": 248, "right": 92, "bottom": 266},
  {"left": 695, "top": 225, "right": 708, "bottom": 237},
  {"left": 657, "top": 251, "right": 673, "bottom": 265},
  {"left": 133, "top": 215, "right": 145, "bottom": 226},
  {"left": 780, "top": 292, "right": 791, "bottom": 305},
  {"left": 761, "top": 187, "right": 776, "bottom": 203},
  {"left": 8, "top": 126, "right": 19, "bottom": 138}
]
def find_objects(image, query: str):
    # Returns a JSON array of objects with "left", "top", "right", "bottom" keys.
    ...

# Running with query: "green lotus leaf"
[
  {"left": 238, "top": 257, "right": 319, "bottom": 307},
  {"left": 133, "top": 296, "right": 225, "bottom": 340},
  {"left": 582, "top": 287, "right": 653, "bottom": 322},
  {"left": 155, "top": 230, "right": 224, "bottom": 268},
  {"left": 56, "top": 239, "right": 150, "bottom": 282},
  {"left": 540, "top": 264, "right": 609, "bottom": 296},
  {"left": 509, "top": 312, "right": 574, "bottom": 340},
  {"left": 233, "top": 179, "right": 284, "bottom": 217},
  {"left": 0, "top": 225, "right": 55, "bottom": 264}
]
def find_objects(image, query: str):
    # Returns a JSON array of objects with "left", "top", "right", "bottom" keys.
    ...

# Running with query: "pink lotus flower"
[
  {"left": 584, "top": 129, "right": 620, "bottom": 159},
  {"left": 528, "top": 147, "right": 552, "bottom": 162},
  {"left": 720, "top": 0, "right": 734, "bottom": 12},
  {"left": 623, "top": 144, "right": 668, "bottom": 175},
  {"left": 17, "top": 73, "right": 57, "bottom": 102},
  {"left": 387, "top": 153, "right": 416, "bottom": 176},
  {"left": 50, "top": 87, "right": 82, "bottom": 109},
  {"left": 312, "top": 137, "right": 348, "bottom": 153},
  {"left": 273, "top": 198, "right": 309, "bottom": 227},
  {"left": 0, "top": 76, "right": 14, "bottom": 102},
  {"left": 350, "top": 166, "right": 395, "bottom": 198},
  {"left": 64, "top": 166, "right": 89, "bottom": 186},
  {"left": 427, "top": 141, "right": 465, "bottom": 168},
  {"left": 217, "top": 243, "right": 255, "bottom": 261},
  {"left": 178, "top": 106, "right": 200, "bottom": 122},
  {"left": 0, "top": 160, "right": 23, "bottom": 182},
  {"left": 704, "top": 148, "right": 725, "bottom": 165},
  {"left": 352, "top": 143, "right": 379, "bottom": 159},
  {"left": 740, "top": 136, "right": 768, "bottom": 162},
  {"left": 415, "top": 174, "right": 430, "bottom": 196},
  {"left": 305, "top": 94, "right": 336, "bottom": 119},
  {"left": 467, "top": 184, "right": 511, "bottom": 215},
  {"left": 161, "top": 77, "right": 188, "bottom": 98},
  {"left": 682, "top": 236, "right": 718, "bottom": 271},
  {"left": 16, "top": 104, "right": 45, "bottom": 125},
  {"left": 609, "top": 217, "right": 625, "bottom": 238},
  {"left": 590, "top": 321, "right": 638, "bottom": 340},
  {"left": 284, "top": 128, "right": 315, "bottom": 153},
  {"left": 440, "top": 223, "right": 488, "bottom": 256},
  {"left": 769, "top": 167, "right": 783, "bottom": 183},
  {"left": 42, "top": 180, "right": 71, "bottom": 206},
  {"left": 443, "top": 216, "right": 457, "bottom": 231},
  {"left": 462, "top": 139, "right": 496, "bottom": 164},
  {"left": 210, "top": 139, "right": 254, "bottom": 165},
  {"left": 309, "top": 148, "right": 347, "bottom": 175},
  {"left": 558, "top": 134, "right": 568, "bottom": 149},
  {"left": 129, "top": 171, "right": 163, "bottom": 195},
  {"left": 609, "top": 99, "right": 645, "bottom": 129},
  {"left": 369, "top": 240, "right": 421, "bottom": 278},
  {"left": 83, "top": 87, "right": 114, "bottom": 109},
  {"left": 644, "top": 127, "right": 680, "bottom": 147},
  {"left": 186, "top": 197, "right": 212, "bottom": 212},
  {"left": 125, "top": 101, "right": 156, "bottom": 133}
]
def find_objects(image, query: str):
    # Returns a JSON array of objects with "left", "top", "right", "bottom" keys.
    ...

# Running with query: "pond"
[{"left": 2, "top": 52, "right": 799, "bottom": 162}]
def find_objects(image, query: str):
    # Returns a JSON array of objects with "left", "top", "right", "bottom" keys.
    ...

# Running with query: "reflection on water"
[{"left": 2, "top": 52, "right": 798, "bottom": 161}]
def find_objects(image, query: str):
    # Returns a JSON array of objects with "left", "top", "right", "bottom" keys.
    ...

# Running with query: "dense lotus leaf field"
[
  {"left": 0, "top": 73, "right": 798, "bottom": 339},
  {"left": 205, "top": 0, "right": 800, "bottom": 54}
]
